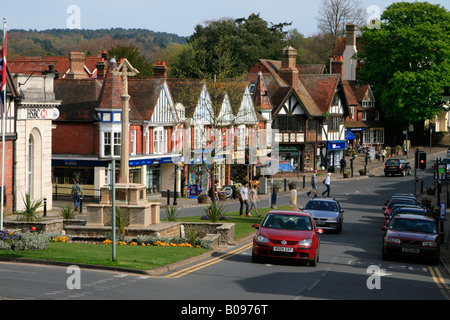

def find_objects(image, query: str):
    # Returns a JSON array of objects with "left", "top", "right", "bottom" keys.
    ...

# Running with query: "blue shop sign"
[{"left": 328, "top": 141, "right": 346, "bottom": 151}]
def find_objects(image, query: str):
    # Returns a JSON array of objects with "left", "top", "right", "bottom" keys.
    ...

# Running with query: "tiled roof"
[
  {"left": 299, "top": 74, "right": 342, "bottom": 113},
  {"left": 330, "top": 37, "right": 362, "bottom": 56},
  {"left": 8, "top": 55, "right": 101, "bottom": 78}
]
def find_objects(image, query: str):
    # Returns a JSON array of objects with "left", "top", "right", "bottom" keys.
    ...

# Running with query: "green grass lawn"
[
  {"left": 0, "top": 242, "right": 209, "bottom": 271},
  {"left": 0, "top": 205, "right": 294, "bottom": 271}
]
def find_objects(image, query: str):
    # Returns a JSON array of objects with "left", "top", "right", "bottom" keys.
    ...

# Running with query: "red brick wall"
[
  {"left": 0, "top": 140, "right": 15, "bottom": 212},
  {"left": 53, "top": 123, "right": 98, "bottom": 155}
]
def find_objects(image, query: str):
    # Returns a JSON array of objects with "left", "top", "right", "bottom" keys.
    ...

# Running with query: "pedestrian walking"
[
  {"left": 71, "top": 179, "right": 83, "bottom": 211},
  {"left": 249, "top": 185, "right": 261, "bottom": 217},
  {"left": 208, "top": 179, "right": 219, "bottom": 202},
  {"left": 306, "top": 170, "right": 318, "bottom": 198},
  {"left": 381, "top": 148, "right": 386, "bottom": 163},
  {"left": 239, "top": 181, "right": 250, "bottom": 216},
  {"left": 322, "top": 173, "right": 331, "bottom": 198}
]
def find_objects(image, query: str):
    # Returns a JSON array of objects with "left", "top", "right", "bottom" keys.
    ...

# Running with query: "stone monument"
[{"left": 87, "top": 59, "right": 160, "bottom": 228}]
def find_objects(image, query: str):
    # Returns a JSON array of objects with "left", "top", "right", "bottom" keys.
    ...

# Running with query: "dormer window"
[{"left": 362, "top": 100, "right": 375, "bottom": 108}]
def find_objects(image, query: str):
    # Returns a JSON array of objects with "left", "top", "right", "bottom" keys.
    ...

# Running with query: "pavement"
[{"left": 42, "top": 145, "right": 448, "bottom": 217}]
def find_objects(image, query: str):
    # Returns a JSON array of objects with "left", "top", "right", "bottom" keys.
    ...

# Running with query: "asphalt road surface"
[{"left": 1, "top": 153, "right": 449, "bottom": 309}]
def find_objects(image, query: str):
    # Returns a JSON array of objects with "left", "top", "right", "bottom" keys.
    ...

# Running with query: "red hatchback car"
[
  {"left": 252, "top": 211, "right": 323, "bottom": 266},
  {"left": 381, "top": 214, "right": 441, "bottom": 264}
]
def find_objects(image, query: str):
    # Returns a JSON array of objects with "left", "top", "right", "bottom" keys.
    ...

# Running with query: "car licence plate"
[
  {"left": 273, "top": 246, "right": 293, "bottom": 252},
  {"left": 402, "top": 247, "right": 419, "bottom": 253}
]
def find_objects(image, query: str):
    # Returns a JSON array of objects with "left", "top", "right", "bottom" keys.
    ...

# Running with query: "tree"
[
  {"left": 173, "top": 14, "right": 291, "bottom": 79},
  {"left": 108, "top": 45, "right": 154, "bottom": 76},
  {"left": 356, "top": 2, "right": 450, "bottom": 131},
  {"left": 317, "top": 0, "right": 367, "bottom": 47}
]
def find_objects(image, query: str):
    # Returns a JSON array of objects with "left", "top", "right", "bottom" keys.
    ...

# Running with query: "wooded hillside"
[{"left": 4, "top": 28, "right": 187, "bottom": 61}]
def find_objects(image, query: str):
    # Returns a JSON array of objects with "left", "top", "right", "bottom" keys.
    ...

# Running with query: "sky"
[{"left": 1, "top": 0, "right": 449, "bottom": 37}]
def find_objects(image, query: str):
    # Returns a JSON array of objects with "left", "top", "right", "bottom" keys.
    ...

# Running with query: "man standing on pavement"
[
  {"left": 340, "top": 157, "right": 347, "bottom": 174},
  {"left": 239, "top": 181, "right": 250, "bottom": 216},
  {"left": 71, "top": 179, "right": 83, "bottom": 211}
]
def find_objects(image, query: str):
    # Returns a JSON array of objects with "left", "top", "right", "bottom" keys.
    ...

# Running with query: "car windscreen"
[
  {"left": 262, "top": 214, "right": 313, "bottom": 231},
  {"left": 304, "top": 201, "right": 338, "bottom": 211},
  {"left": 389, "top": 218, "right": 437, "bottom": 234}
]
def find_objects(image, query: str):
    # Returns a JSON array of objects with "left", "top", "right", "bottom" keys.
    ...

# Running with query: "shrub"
[
  {"left": 13, "top": 193, "right": 43, "bottom": 222},
  {"left": 165, "top": 206, "right": 181, "bottom": 221},
  {"left": 10, "top": 232, "right": 49, "bottom": 251},
  {"left": 60, "top": 204, "right": 77, "bottom": 219}
]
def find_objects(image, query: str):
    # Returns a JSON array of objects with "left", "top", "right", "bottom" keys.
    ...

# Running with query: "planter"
[
  {"left": 359, "top": 170, "right": 366, "bottom": 176},
  {"left": 197, "top": 196, "right": 208, "bottom": 204},
  {"left": 343, "top": 172, "right": 350, "bottom": 178},
  {"left": 218, "top": 194, "right": 227, "bottom": 201},
  {"left": 426, "top": 189, "right": 436, "bottom": 196}
]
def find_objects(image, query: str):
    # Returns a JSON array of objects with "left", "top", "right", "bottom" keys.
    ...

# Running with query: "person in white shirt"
[
  {"left": 322, "top": 173, "right": 331, "bottom": 197},
  {"left": 239, "top": 182, "right": 250, "bottom": 216}
]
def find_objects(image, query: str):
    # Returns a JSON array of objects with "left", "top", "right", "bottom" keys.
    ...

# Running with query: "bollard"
[
  {"left": 303, "top": 176, "right": 305, "bottom": 188},
  {"left": 167, "top": 190, "right": 170, "bottom": 206},
  {"left": 272, "top": 189, "right": 277, "bottom": 208},
  {"left": 284, "top": 179, "right": 287, "bottom": 191},
  {"left": 43, "top": 198, "right": 47, "bottom": 217},
  {"left": 80, "top": 197, "right": 83, "bottom": 214}
]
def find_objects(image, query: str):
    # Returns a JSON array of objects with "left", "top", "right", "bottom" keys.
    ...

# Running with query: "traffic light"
[{"left": 418, "top": 152, "right": 426, "bottom": 169}]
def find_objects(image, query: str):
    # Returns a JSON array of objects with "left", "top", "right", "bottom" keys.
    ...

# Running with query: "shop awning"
[{"left": 345, "top": 130, "right": 355, "bottom": 140}]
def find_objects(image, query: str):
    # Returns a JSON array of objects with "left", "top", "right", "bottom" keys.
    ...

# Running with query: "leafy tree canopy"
[
  {"left": 108, "top": 45, "right": 154, "bottom": 77},
  {"left": 356, "top": 2, "right": 450, "bottom": 129},
  {"left": 173, "top": 13, "right": 292, "bottom": 79}
]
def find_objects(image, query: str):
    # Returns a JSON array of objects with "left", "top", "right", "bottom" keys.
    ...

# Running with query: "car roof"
[
  {"left": 306, "top": 198, "right": 338, "bottom": 203},
  {"left": 394, "top": 214, "right": 434, "bottom": 221},
  {"left": 267, "top": 210, "right": 312, "bottom": 217}
]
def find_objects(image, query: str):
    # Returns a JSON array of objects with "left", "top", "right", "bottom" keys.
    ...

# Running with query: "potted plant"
[
  {"left": 343, "top": 171, "right": 350, "bottom": 178},
  {"left": 272, "top": 181, "right": 282, "bottom": 193},
  {"left": 359, "top": 169, "right": 366, "bottom": 176},
  {"left": 218, "top": 191, "right": 227, "bottom": 201},
  {"left": 426, "top": 187, "right": 436, "bottom": 195},
  {"left": 197, "top": 193, "right": 208, "bottom": 204},
  {"left": 421, "top": 197, "right": 432, "bottom": 208}
]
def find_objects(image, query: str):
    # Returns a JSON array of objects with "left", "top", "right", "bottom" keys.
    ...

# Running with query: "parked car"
[
  {"left": 252, "top": 211, "right": 322, "bottom": 266},
  {"left": 302, "top": 198, "right": 344, "bottom": 233},
  {"left": 381, "top": 214, "right": 441, "bottom": 264},
  {"left": 382, "top": 198, "right": 416, "bottom": 217},
  {"left": 384, "top": 159, "right": 412, "bottom": 176},
  {"left": 384, "top": 204, "right": 422, "bottom": 225},
  {"left": 385, "top": 207, "right": 431, "bottom": 227}
]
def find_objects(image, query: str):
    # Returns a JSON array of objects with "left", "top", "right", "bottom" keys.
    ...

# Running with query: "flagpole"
[{"left": 1, "top": 17, "right": 6, "bottom": 231}]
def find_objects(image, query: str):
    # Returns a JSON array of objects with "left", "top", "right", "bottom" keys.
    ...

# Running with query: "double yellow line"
[
  {"left": 164, "top": 242, "right": 253, "bottom": 279},
  {"left": 428, "top": 266, "right": 450, "bottom": 300}
]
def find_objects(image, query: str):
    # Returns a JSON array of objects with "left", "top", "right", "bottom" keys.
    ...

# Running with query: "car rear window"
[{"left": 385, "top": 159, "right": 399, "bottom": 165}]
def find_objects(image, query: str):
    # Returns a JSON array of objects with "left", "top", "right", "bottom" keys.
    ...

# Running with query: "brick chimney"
[
  {"left": 66, "top": 51, "right": 87, "bottom": 79},
  {"left": 331, "top": 56, "right": 343, "bottom": 75},
  {"left": 278, "top": 46, "right": 299, "bottom": 89},
  {"left": 96, "top": 51, "right": 108, "bottom": 80},
  {"left": 153, "top": 61, "right": 168, "bottom": 79}
]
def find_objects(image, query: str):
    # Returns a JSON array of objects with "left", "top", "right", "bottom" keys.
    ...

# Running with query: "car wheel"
[
  {"left": 309, "top": 249, "right": 319, "bottom": 267},
  {"left": 402, "top": 170, "right": 406, "bottom": 177},
  {"left": 251, "top": 251, "right": 260, "bottom": 263}
]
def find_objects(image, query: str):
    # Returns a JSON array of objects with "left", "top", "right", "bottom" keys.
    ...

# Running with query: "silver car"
[{"left": 303, "top": 198, "right": 344, "bottom": 233}]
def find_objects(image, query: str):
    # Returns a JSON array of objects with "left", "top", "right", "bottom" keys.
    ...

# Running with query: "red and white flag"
[{"left": 0, "top": 28, "right": 6, "bottom": 116}]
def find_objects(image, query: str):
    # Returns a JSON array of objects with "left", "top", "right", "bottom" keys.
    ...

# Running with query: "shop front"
[{"left": 327, "top": 140, "right": 346, "bottom": 172}]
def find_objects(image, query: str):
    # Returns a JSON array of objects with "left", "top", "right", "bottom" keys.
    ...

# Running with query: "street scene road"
[{"left": 1, "top": 151, "right": 449, "bottom": 305}]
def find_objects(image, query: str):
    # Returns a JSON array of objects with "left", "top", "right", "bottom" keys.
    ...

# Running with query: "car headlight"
[
  {"left": 328, "top": 217, "right": 339, "bottom": 222},
  {"left": 422, "top": 241, "right": 437, "bottom": 247},
  {"left": 298, "top": 239, "right": 313, "bottom": 247},
  {"left": 256, "top": 235, "right": 269, "bottom": 243},
  {"left": 387, "top": 237, "right": 401, "bottom": 244}
]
